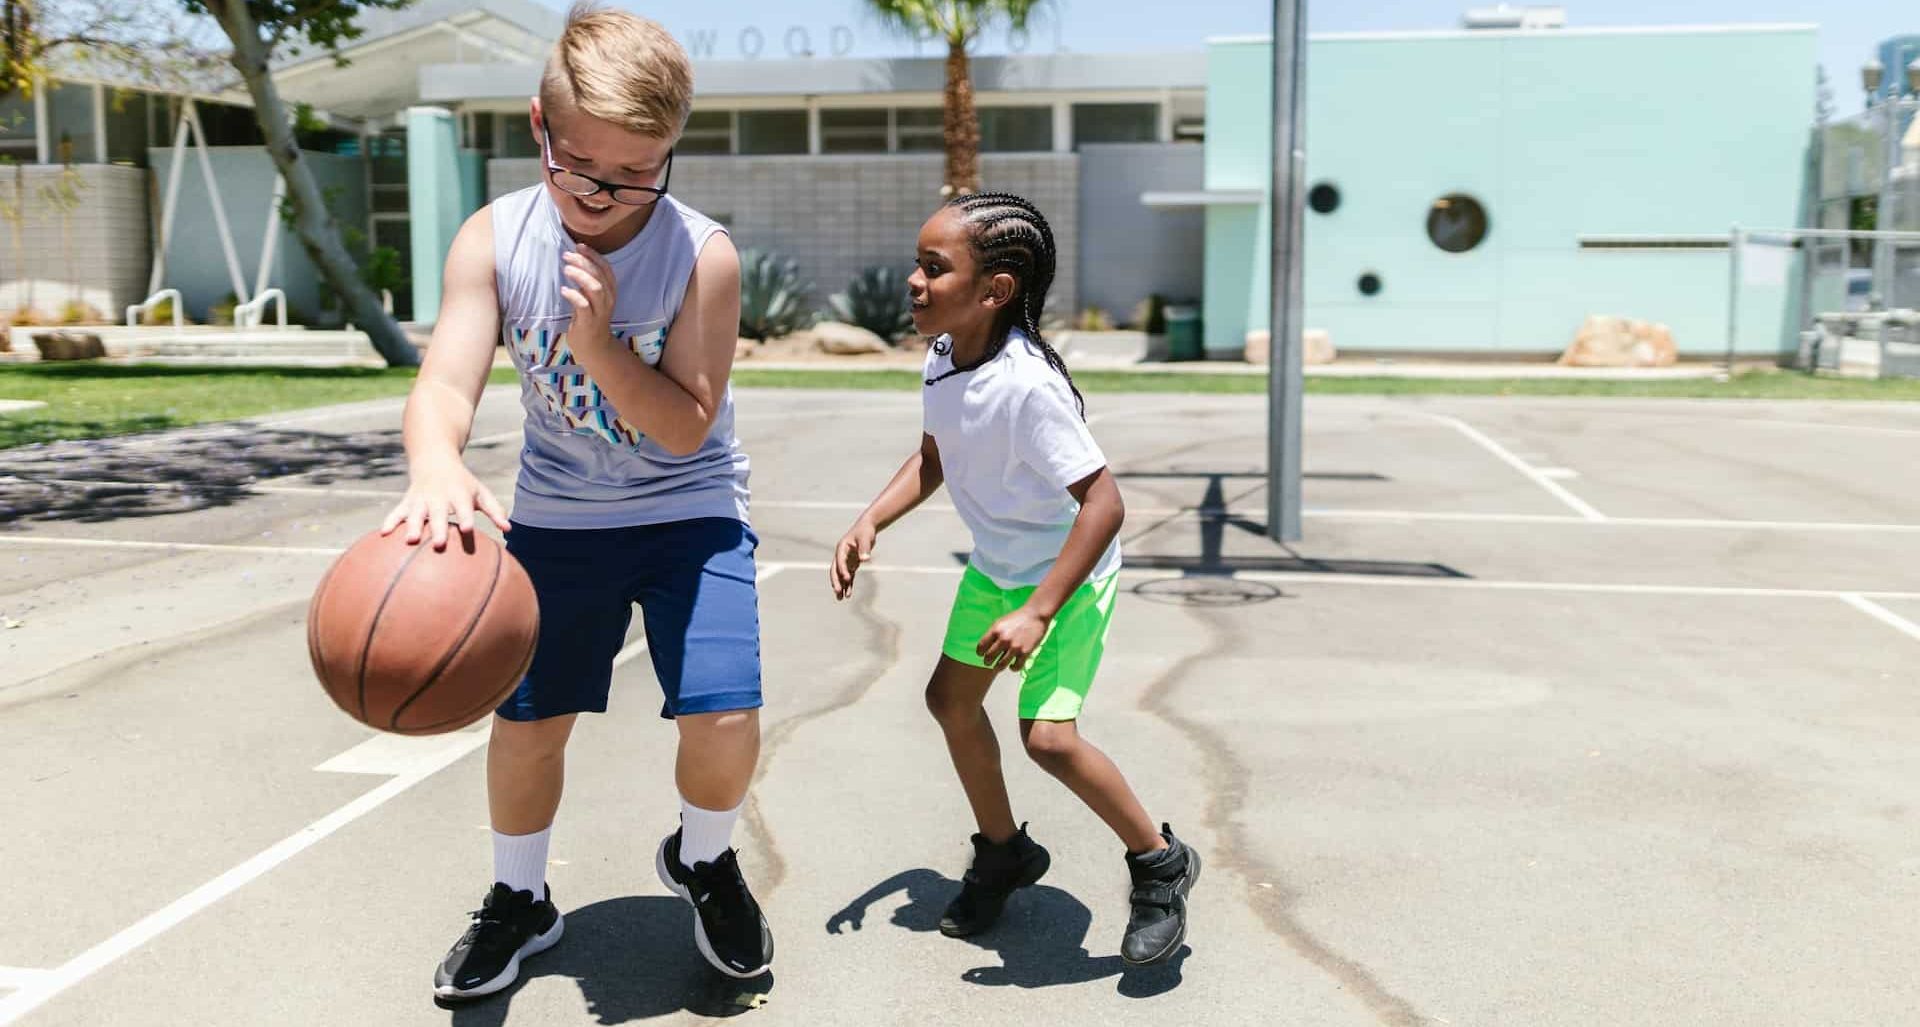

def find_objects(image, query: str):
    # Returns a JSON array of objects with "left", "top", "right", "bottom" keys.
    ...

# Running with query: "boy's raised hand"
[
  {"left": 830, "top": 520, "right": 879, "bottom": 601},
  {"left": 560, "top": 243, "right": 617, "bottom": 346}
]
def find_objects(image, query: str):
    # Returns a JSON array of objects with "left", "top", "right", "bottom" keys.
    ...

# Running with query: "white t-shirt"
[{"left": 922, "top": 330, "right": 1123, "bottom": 589}]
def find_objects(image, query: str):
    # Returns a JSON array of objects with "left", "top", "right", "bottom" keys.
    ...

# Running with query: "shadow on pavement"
[
  {"left": 442, "top": 895, "right": 773, "bottom": 1024},
  {"left": 0, "top": 426, "right": 407, "bottom": 527},
  {"left": 826, "top": 868, "right": 1188, "bottom": 997}
]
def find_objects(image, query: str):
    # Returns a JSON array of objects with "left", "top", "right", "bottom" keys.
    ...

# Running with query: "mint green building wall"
[
  {"left": 406, "top": 106, "right": 464, "bottom": 324},
  {"left": 1205, "top": 27, "right": 1817, "bottom": 356}
]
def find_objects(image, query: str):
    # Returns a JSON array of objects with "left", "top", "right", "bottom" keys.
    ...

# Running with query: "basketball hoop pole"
[{"left": 1267, "top": 0, "right": 1308, "bottom": 542}]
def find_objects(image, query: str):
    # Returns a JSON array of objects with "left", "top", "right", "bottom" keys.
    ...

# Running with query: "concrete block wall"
[
  {"left": 490, "top": 154, "right": 1080, "bottom": 324},
  {"left": 0, "top": 165, "right": 151, "bottom": 321}
]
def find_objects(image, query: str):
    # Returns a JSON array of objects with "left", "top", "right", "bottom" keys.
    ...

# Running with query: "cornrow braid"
[{"left": 932, "top": 191, "right": 1086, "bottom": 419}]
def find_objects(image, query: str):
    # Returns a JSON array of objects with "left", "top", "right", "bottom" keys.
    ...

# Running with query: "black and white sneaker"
[
  {"left": 940, "top": 822, "right": 1051, "bottom": 938},
  {"left": 1121, "top": 824, "right": 1201, "bottom": 966},
  {"left": 656, "top": 829, "right": 774, "bottom": 978},
  {"left": 433, "top": 883, "right": 564, "bottom": 1001}
]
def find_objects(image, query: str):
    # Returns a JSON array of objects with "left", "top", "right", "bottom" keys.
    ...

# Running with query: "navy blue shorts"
[{"left": 496, "top": 518, "right": 763, "bottom": 721}]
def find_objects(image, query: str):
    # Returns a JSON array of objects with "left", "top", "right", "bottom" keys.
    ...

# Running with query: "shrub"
[
  {"left": 829, "top": 265, "right": 914, "bottom": 344},
  {"left": 738, "top": 249, "right": 814, "bottom": 341}
]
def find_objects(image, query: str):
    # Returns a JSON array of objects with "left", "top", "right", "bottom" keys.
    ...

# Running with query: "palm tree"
[{"left": 865, "top": 1, "right": 1046, "bottom": 197}]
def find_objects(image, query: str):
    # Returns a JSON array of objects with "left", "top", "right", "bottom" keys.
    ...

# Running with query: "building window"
[
  {"left": 0, "top": 89, "right": 36, "bottom": 162},
  {"left": 462, "top": 111, "right": 495, "bottom": 155},
  {"left": 498, "top": 113, "right": 539, "bottom": 158},
  {"left": 369, "top": 129, "right": 408, "bottom": 213},
  {"left": 678, "top": 110, "right": 731, "bottom": 155},
  {"left": 821, "top": 108, "right": 887, "bottom": 154},
  {"left": 737, "top": 110, "right": 807, "bottom": 155},
  {"left": 980, "top": 107, "right": 1051, "bottom": 152},
  {"left": 1071, "top": 102, "right": 1157, "bottom": 149},
  {"left": 1427, "top": 194, "right": 1489, "bottom": 253},
  {"left": 105, "top": 90, "right": 152, "bottom": 166},
  {"left": 195, "top": 102, "right": 264, "bottom": 147},
  {"left": 1308, "top": 181, "right": 1340, "bottom": 214},
  {"left": 896, "top": 108, "right": 943, "bottom": 152},
  {"left": 47, "top": 83, "right": 98, "bottom": 163}
]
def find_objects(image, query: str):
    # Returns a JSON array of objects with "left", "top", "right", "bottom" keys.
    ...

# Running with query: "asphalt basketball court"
[{"left": 3, "top": 386, "right": 1920, "bottom": 1025}]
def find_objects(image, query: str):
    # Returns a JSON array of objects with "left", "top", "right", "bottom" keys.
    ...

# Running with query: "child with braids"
[{"left": 828, "top": 193, "right": 1199, "bottom": 965}]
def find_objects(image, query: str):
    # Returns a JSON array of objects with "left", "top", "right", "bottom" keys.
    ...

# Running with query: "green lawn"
[
  {"left": 3, "top": 363, "right": 1917, "bottom": 450},
  {"left": 0, "top": 364, "right": 420, "bottom": 449}
]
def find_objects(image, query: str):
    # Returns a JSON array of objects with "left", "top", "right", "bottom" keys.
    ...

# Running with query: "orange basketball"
[{"left": 307, "top": 528, "right": 538, "bottom": 735}]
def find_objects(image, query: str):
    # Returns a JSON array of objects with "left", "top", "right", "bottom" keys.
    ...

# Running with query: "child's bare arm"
[
  {"left": 977, "top": 466, "right": 1125, "bottom": 671},
  {"left": 381, "top": 208, "right": 509, "bottom": 548},
  {"left": 559, "top": 235, "right": 741, "bottom": 456},
  {"left": 830, "top": 433, "right": 945, "bottom": 600}
]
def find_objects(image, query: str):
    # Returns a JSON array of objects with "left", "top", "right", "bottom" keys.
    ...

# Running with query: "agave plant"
[
  {"left": 830, "top": 266, "right": 915, "bottom": 344},
  {"left": 738, "top": 248, "right": 814, "bottom": 341}
]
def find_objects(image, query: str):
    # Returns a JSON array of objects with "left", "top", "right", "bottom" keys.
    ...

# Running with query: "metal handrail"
[{"left": 125, "top": 289, "right": 183, "bottom": 329}]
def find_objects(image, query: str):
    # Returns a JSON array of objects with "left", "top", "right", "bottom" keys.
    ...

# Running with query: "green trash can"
[{"left": 1164, "top": 304, "right": 1203, "bottom": 361}]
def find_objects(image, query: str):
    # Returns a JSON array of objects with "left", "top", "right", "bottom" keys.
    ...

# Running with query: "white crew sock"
[
  {"left": 492, "top": 827, "right": 551, "bottom": 897},
  {"left": 678, "top": 797, "right": 743, "bottom": 869}
]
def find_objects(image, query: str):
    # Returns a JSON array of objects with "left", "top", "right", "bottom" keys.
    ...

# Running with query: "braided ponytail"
[{"left": 941, "top": 192, "right": 1085, "bottom": 418}]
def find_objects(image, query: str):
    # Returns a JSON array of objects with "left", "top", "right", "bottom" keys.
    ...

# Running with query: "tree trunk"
[
  {"left": 212, "top": 1, "right": 418, "bottom": 367},
  {"left": 942, "top": 36, "right": 980, "bottom": 196}
]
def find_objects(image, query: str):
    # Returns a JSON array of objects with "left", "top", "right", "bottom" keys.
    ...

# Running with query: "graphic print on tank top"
[{"left": 507, "top": 314, "right": 667, "bottom": 449}]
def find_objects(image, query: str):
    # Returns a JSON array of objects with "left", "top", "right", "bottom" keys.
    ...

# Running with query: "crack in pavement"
[
  {"left": 741, "top": 573, "right": 903, "bottom": 898},
  {"left": 1137, "top": 600, "right": 1428, "bottom": 1027}
]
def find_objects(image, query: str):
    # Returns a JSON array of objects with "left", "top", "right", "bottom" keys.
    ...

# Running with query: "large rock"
[
  {"left": 1559, "top": 316, "right": 1677, "bottom": 367},
  {"left": 811, "top": 321, "right": 890, "bottom": 356},
  {"left": 1243, "top": 328, "right": 1336, "bottom": 365},
  {"left": 32, "top": 330, "right": 107, "bottom": 361}
]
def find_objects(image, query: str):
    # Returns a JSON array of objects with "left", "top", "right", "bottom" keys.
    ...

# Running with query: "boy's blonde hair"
[{"left": 539, "top": 2, "right": 692, "bottom": 139}]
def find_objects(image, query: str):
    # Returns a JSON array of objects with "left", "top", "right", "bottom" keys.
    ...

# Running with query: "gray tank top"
[{"left": 492, "top": 185, "right": 749, "bottom": 529}]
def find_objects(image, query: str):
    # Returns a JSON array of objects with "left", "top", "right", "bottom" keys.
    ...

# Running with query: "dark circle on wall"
[
  {"left": 1307, "top": 181, "right": 1340, "bottom": 214},
  {"left": 1427, "top": 193, "right": 1489, "bottom": 253},
  {"left": 1357, "top": 272, "right": 1383, "bottom": 297}
]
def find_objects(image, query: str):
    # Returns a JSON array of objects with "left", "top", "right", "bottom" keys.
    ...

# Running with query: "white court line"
[
  {"left": 1840, "top": 594, "right": 1920, "bottom": 644},
  {"left": 1417, "top": 412, "right": 1607, "bottom": 522},
  {"left": 1300, "top": 508, "right": 1920, "bottom": 535},
  {"left": 0, "top": 969, "right": 50, "bottom": 990},
  {"left": 1722, "top": 417, "right": 1920, "bottom": 438},
  {"left": 0, "top": 535, "right": 345, "bottom": 556},
  {"left": 783, "top": 560, "right": 1920, "bottom": 602},
  {"left": 0, "top": 566, "right": 783, "bottom": 1025}
]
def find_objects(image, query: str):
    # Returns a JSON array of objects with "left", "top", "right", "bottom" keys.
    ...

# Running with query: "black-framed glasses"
[{"left": 542, "top": 127, "right": 672, "bottom": 206}]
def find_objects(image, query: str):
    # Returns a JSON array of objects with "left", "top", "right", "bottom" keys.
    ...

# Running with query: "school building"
[{"left": 5, "top": 0, "right": 1858, "bottom": 359}]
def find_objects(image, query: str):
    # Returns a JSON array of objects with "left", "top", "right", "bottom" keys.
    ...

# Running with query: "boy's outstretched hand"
[
  {"left": 379, "top": 457, "right": 511, "bottom": 550},
  {"left": 830, "top": 520, "right": 878, "bottom": 601}
]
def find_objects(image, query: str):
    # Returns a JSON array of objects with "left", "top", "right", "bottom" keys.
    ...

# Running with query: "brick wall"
[
  {"left": 0, "top": 164, "right": 151, "bottom": 321},
  {"left": 489, "top": 153, "right": 1080, "bottom": 324}
]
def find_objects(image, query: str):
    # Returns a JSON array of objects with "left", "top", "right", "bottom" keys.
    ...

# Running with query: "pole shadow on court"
[
  {"left": 824, "top": 868, "right": 1189, "bottom": 998},
  {"left": 440, "top": 896, "right": 774, "bottom": 1023}
]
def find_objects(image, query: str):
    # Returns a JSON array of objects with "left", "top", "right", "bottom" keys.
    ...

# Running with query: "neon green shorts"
[{"left": 941, "top": 565, "right": 1119, "bottom": 721}]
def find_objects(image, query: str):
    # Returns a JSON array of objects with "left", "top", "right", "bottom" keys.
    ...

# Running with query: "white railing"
[
  {"left": 381, "top": 289, "right": 394, "bottom": 314},
  {"left": 125, "top": 289, "right": 183, "bottom": 330},
  {"left": 234, "top": 288, "right": 288, "bottom": 330}
]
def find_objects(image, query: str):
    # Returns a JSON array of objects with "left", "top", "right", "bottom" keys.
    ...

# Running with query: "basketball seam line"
[
  {"left": 356, "top": 541, "right": 429, "bottom": 724},
  {"left": 400, "top": 575, "right": 539, "bottom": 735},
  {"left": 387, "top": 541, "right": 503, "bottom": 732}
]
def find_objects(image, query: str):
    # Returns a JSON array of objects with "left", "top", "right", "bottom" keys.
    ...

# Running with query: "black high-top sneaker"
[
  {"left": 657, "top": 828, "right": 774, "bottom": 978},
  {"left": 940, "top": 822, "right": 1052, "bottom": 938},
  {"left": 433, "top": 883, "right": 564, "bottom": 1001},
  {"left": 1121, "top": 824, "right": 1201, "bottom": 966}
]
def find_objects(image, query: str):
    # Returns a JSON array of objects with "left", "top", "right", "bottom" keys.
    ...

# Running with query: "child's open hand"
[
  {"left": 830, "top": 520, "right": 878, "bottom": 601},
  {"left": 977, "top": 607, "right": 1050, "bottom": 673}
]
